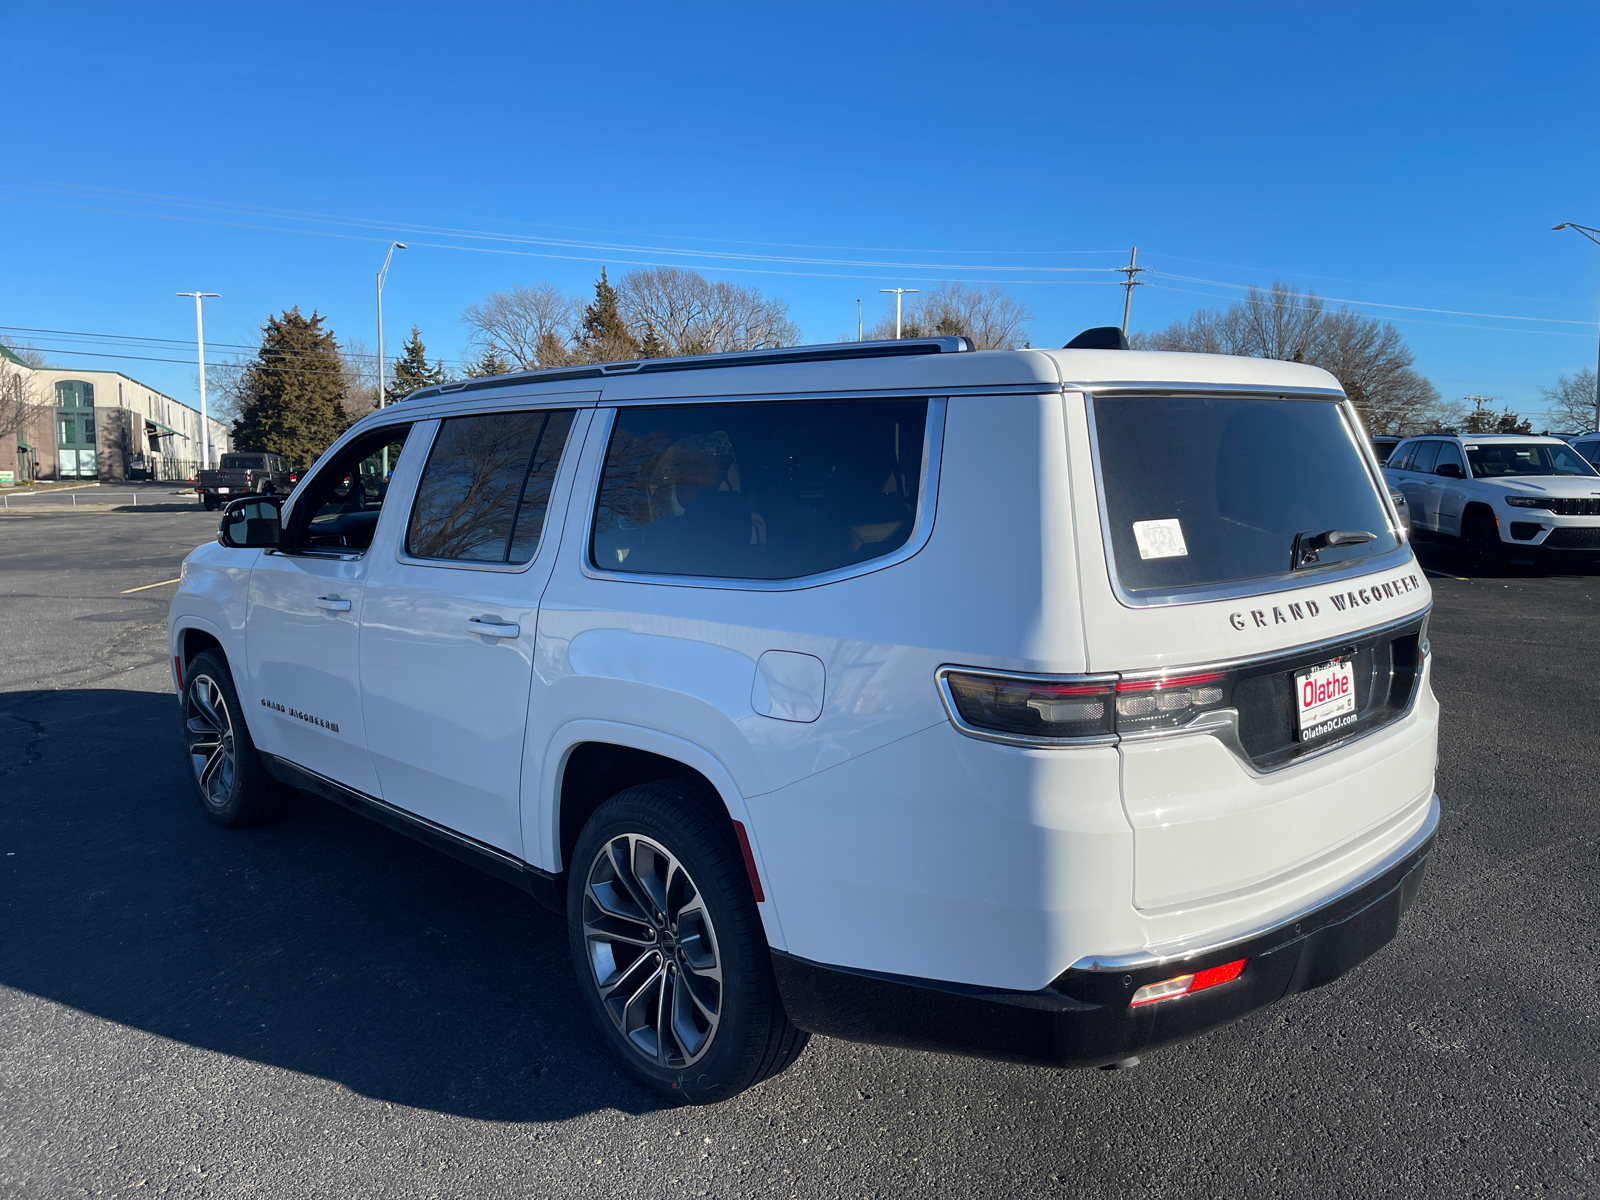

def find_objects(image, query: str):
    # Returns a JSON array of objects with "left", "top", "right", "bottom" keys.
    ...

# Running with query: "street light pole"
[
  {"left": 175, "top": 292, "right": 219, "bottom": 470},
  {"left": 856, "top": 298, "right": 862, "bottom": 342},
  {"left": 376, "top": 242, "right": 407, "bottom": 411},
  {"left": 1553, "top": 223, "right": 1600, "bottom": 431},
  {"left": 879, "top": 288, "right": 919, "bottom": 339}
]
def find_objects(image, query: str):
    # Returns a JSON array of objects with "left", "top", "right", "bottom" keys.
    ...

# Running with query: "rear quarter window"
[{"left": 1091, "top": 394, "right": 1399, "bottom": 596}]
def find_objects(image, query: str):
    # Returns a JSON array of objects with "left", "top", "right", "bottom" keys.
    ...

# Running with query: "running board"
[{"left": 260, "top": 752, "right": 565, "bottom": 914}]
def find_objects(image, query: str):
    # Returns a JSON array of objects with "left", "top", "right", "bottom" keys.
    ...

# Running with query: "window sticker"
[{"left": 1133, "top": 518, "right": 1188, "bottom": 560}]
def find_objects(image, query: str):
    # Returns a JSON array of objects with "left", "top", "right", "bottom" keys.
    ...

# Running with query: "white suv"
[
  {"left": 1382, "top": 432, "right": 1600, "bottom": 570},
  {"left": 169, "top": 336, "right": 1438, "bottom": 1102}
]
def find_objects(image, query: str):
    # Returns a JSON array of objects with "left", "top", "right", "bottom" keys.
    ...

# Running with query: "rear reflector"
[{"left": 1129, "top": 957, "right": 1247, "bottom": 1008}]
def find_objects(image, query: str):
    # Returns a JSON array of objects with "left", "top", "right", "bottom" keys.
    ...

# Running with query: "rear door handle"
[
  {"left": 314, "top": 595, "right": 352, "bottom": 612},
  {"left": 467, "top": 617, "right": 521, "bottom": 639}
]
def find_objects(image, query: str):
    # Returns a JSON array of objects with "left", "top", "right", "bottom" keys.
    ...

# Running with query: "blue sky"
[{"left": 5, "top": 2, "right": 1597, "bottom": 417}]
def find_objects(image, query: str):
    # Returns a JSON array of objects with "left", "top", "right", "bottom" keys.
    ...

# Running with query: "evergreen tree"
[
  {"left": 385, "top": 326, "right": 449, "bottom": 403},
  {"left": 579, "top": 268, "right": 640, "bottom": 362},
  {"left": 464, "top": 346, "right": 513, "bottom": 378},
  {"left": 231, "top": 308, "right": 348, "bottom": 469}
]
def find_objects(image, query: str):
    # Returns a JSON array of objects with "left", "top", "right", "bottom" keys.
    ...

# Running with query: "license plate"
[
  {"left": 1296, "top": 658, "right": 1356, "bottom": 742},
  {"left": 216, "top": 487, "right": 231, "bottom": 494}
]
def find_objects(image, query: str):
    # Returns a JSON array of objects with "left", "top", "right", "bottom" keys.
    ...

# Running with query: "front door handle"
[
  {"left": 467, "top": 616, "right": 521, "bottom": 639},
  {"left": 314, "top": 595, "right": 352, "bottom": 612}
]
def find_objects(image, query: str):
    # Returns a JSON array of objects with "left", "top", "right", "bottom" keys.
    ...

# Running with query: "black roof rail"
[{"left": 398, "top": 337, "right": 975, "bottom": 404}]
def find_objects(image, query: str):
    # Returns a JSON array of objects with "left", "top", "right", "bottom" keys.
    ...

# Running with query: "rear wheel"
[
  {"left": 567, "top": 779, "right": 807, "bottom": 1103},
  {"left": 182, "top": 650, "right": 279, "bottom": 827},
  {"left": 1464, "top": 513, "right": 1506, "bottom": 576},
  {"left": 202, "top": 493, "right": 219, "bottom": 511}
]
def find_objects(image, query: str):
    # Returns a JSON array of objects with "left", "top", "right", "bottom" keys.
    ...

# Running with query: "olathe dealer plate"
[{"left": 1296, "top": 657, "right": 1356, "bottom": 742}]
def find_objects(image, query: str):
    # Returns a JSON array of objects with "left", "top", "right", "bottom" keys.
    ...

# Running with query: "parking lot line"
[{"left": 121, "top": 578, "right": 182, "bottom": 594}]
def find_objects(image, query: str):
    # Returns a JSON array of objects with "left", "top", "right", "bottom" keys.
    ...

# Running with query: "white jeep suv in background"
[
  {"left": 1382, "top": 432, "right": 1600, "bottom": 571},
  {"left": 169, "top": 335, "right": 1438, "bottom": 1103}
]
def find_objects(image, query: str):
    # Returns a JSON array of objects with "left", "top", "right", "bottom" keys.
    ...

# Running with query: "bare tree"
[
  {"left": 617, "top": 267, "right": 802, "bottom": 355},
  {"left": 462, "top": 283, "right": 581, "bottom": 370},
  {"left": 1538, "top": 368, "right": 1598, "bottom": 431},
  {"left": 338, "top": 335, "right": 380, "bottom": 423},
  {"left": 1134, "top": 281, "right": 1445, "bottom": 435},
  {"left": 864, "top": 282, "right": 1032, "bottom": 349},
  {"left": 0, "top": 347, "right": 46, "bottom": 444}
]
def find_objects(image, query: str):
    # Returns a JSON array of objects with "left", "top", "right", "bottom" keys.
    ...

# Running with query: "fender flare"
[{"left": 533, "top": 718, "right": 787, "bottom": 950}]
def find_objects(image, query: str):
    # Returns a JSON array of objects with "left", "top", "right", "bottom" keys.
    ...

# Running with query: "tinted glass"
[
  {"left": 291, "top": 425, "right": 413, "bottom": 553},
  {"left": 222, "top": 455, "right": 265, "bottom": 469},
  {"left": 1580, "top": 441, "right": 1600, "bottom": 466},
  {"left": 1434, "top": 442, "right": 1466, "bottom": 474},
  {"left": 1389, "top": 442, "right": 1416, "bottom": 472},
  {"left": 1093, "top": 395, "right": 1398, "bottom": 594},
  {"left": 1410, "top": 441, "right": 1440, "bottom": 474},
  {"left": 592, "top": 399, "right": 927, "bottom": 580},
  {"left": 407, "top": 409, "right": 575, "bottom": 564},
  {"left": 1466, "top": 441, "right": 1599, "bottom": 478}
]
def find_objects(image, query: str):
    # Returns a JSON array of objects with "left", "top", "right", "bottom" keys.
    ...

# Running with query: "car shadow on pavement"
[{"left": 0, "top": 688, "right": 666, "bottom": 1122}]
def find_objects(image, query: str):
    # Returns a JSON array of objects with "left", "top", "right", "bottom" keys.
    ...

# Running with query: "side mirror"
[
  {"left": 219, "top": 495, "right": 282, "bottom": 548},
  {"left": 1435, "top": 462, "right": 1465, "bottom": 479}
]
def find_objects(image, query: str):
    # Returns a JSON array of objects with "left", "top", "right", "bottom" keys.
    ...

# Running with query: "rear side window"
[
  {"left": 1091, "top": 395, "right": 1399, "bottom": 596},
  {"left": 1410, "top": 441, "right": 1441, "bottom": 474},
  {"left": 592, "top": 399, "right": 927, "bottom": 580},
  {"left": 1388, "top": 442, "right": 1416, "bottom": 472},
  {"left": 407, "top": 410, "right": 576, "bottom": 564}
]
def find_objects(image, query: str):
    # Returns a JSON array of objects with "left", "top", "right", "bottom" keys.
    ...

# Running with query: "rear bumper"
[{"left": 772, "top": 807, "right": 1436, "bottom": 1068}]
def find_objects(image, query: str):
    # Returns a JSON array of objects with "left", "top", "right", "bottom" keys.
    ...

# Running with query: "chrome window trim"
[
  {"left": 935, "top": 608, "right": 1431, "bottom": 772},
  {"left": 578, "top": 396, "right": 947, "bottom": 593},
  {"left": 1082, "top": 390, "right": 1410, "bottom": 609},
  {"left": 1066, "top": 381, "right": 1347, "bottom": 399},
  {"left": 1068, "top": 793, "right": 1440, "bottom": 973},
  {"left": 392, "top": 407, "right": 583, "bottom": 576}
]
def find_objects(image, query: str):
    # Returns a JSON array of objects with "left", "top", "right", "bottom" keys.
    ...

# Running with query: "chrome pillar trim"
[{"left": 1068, "top": 794, "right": 1440, "bottom": 973}]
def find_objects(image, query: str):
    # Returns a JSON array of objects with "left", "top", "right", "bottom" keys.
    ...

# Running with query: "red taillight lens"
[
  {"left": 943, "top": 673, "right": 1116, "bottom": 741},
  {"left": 1129, "top": 958, "right": 1247, "bottom": 1008},
  {"left": 1126, "top": 966, "right": 1248, "bottom": 1011}
]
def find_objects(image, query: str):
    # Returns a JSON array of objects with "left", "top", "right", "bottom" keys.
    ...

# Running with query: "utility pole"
[
  {"left": 856, "top": 298, "right": 862, "bottom": 342},
  {"left": 175, "top": 292, "right": 219, "bottom": 471},
  {"left": 1118, "top": 247, "right": 1146, "bottom": 336},
  {"left": 879, "top": 288, "right": 919, "bottom": 339},
  {"left": 1552, "top": 223, "right": 1600, "bottom": 430},
  {"left": 1464, "top": 395, "right": 1495, "bottom": 432},
  {"left": 376, "top": 242, "right": 407, "bottom": 411}
]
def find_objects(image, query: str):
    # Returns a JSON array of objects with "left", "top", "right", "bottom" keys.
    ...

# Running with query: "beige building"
[{"left": 1, "top": 346, "right": 231, "bottom": 485}]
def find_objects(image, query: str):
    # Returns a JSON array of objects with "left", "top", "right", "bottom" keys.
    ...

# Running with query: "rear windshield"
[
  {"left": 1465, "top": 442, "right": 1597, "bottom": 479},
  {"left": 221, "top": 455, "right": 264, "bottom": 469},
  {"left": 1092, "top": 395, "right": 1399, "bottom": 595}
]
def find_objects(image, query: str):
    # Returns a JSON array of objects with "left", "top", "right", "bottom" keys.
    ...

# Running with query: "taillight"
[
  {"left": 942, "top": 673, "right": 1116, "bottom": 741},
  {"left": 1129, "top": 958, "right": 1247, "bottom": 1008},
  {"left": 940, "top": 666, "right": 1233, "bottom": 743},
  {"left": 1113, "top": 671, "right": 1231, "bottom": 734}
]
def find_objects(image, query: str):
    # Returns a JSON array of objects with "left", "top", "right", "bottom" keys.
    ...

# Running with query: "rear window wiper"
[{"left": 1291, "top": 528, "right": 1376, "bottom": 571}]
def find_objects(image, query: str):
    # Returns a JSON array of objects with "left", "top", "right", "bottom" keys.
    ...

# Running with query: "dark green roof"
[{"left": 0, "top": 343, "right": 28, "bottom": 366}]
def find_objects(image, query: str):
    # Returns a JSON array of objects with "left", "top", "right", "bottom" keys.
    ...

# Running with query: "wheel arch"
[
  {"left": 536, "top": 720, "right": 785, "bottom": 949},
  {"left": 1461, "top": 500, "right": 1500, "bottom": 534}
]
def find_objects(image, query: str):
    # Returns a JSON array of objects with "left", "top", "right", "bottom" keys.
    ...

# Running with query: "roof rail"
[{"left": 398, "top": 337, "right": 975, "bottom": 404}]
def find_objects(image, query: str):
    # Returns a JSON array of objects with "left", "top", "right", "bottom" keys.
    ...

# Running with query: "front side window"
[
  {"left": 406, "top": 409, "right": 576, "bottom": 564},
  {"left": 1092, "top": 395, "right": 1399, "bottom": 596},
  {"left": 1434, "top": 441, "right": 1467, "bottom": 475},
  {"left": 592, "top": 399, "right": 928, "bottom": 580},
  {"left": 286, "top": 425, "right": 413, "bottom": 553},
  {"left": 1409, "top": 441, "right": 1441, "bottom": 474},
  {"left": 1466, "top": 441, "right": 1599, "bottom": 478}
]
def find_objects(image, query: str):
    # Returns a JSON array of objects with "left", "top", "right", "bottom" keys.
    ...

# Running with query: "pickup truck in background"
[{"left": 195, "top": 453, "right": 295, "bottom": 510}]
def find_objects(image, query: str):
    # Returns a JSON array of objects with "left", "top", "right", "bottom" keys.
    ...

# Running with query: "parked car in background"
[
  {"left": 1370, "top": 435, "right": 1403, "bottom": 464},
  {"left": 1388, "top": 486, "right": 1411, "bottom": 534},
  {"left": 169, "top": 337, "right": 1437, "bottom": 1102},
  {"left": 1569, "top": 432, "right": 1600, "bottom": 468},
  {"left": 195, "top": 452, "right": 295, "bottom": 510},
  {"left": 1383, "top": 433, "right": 1600, "bottom": 571}
]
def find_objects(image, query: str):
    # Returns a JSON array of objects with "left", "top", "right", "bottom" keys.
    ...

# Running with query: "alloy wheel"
[
  {"left": 184, "top": 673, "right": 236, "bottom": 807},
  {"left": 581, "top": 833, "right": 723, "bottom": 1069}
]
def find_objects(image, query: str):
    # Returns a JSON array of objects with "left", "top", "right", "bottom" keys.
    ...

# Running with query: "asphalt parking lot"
[{"left": 1, "top": 506, "right": 1596, "bottom": 1198}]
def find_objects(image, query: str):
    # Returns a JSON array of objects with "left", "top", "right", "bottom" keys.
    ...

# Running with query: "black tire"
[
  {"left": 1464, "top": 513, "right": 1506, "bottom": 576},
  {"left": 182, "top": 649, "right": 279, "bottom": 828},
  {"left": 567, "top": 779, "right": 808, "bottom": 1104},
  {"left": 202, "top": 493, "right": 219, "bottom": 511}
]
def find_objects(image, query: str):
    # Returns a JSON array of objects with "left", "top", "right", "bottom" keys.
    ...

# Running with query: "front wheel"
[
  {"left": 182, "top": 650, "right": 279, "bottom": 827},
  {"left": 567, "top": 780, "right": 807, "bottom": 1103},
  {"left": 1464, "top": 514, "right": 1506, "bottom": 576}
]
